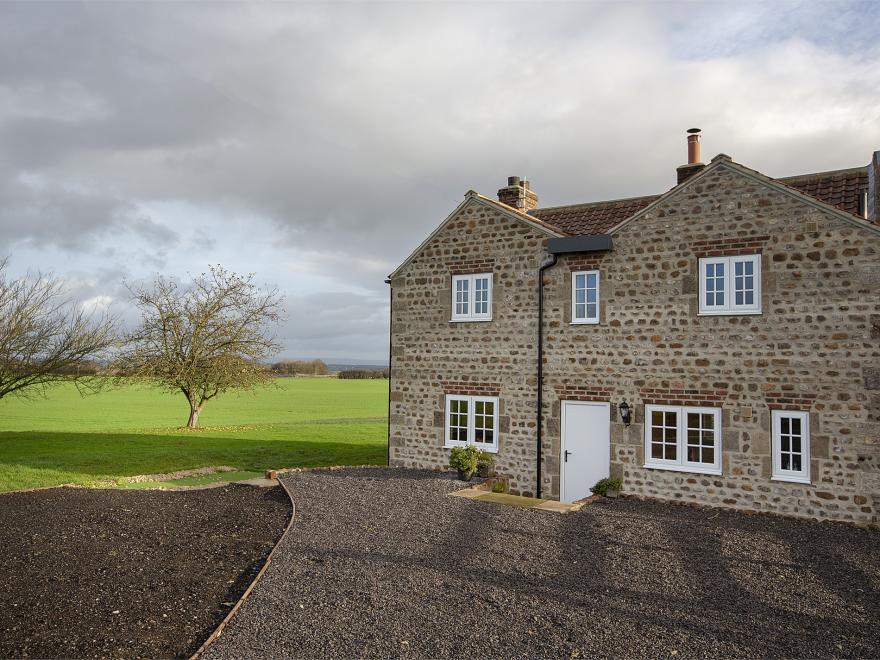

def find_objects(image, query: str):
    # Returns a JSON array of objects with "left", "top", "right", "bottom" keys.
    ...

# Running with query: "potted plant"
[
  {"left": 590, "top": 477, "right": 623, "bottom": 498},
  {"left": 476, "top": 451, "right": 494, "bottom": 478},
  {"left": 449, "top": 446, "right": 480, "bottom": 481}
]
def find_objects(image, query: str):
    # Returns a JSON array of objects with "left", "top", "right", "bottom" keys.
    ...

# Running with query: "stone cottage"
[{"left": 387, "top": 129, "right": 880, "bottom": 525}]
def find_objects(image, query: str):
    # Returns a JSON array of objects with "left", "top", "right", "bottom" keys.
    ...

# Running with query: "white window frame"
[
  {"left": 571, "top": 270, "right": 600, "bottom": 324},
  {"left": 644, "top": 404, "right": 722, "bottom": 475},
  {"left": 698, "top": 254, "right": 762, "bottom": 315},
  {"left": 451, "top": 273, "right": 492, "bottom": 322},
  {"left": 771, "top": 411, "right": 811, "bottom": 484},
  {"left": 444, "top": 394, "right": 499, "bottom": 453}
]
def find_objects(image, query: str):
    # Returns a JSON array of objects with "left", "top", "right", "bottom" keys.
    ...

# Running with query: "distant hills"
[{"left": 274, "top": 358, "right": 388, "bottom": 374}]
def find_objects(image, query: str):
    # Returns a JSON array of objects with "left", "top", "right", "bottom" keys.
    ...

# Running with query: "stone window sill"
[
  {"left": 643, "top": 463, "right": 722, "bottom": 476},
  {"left": 697, "top": 310, "right": 762, "bottom": 317},
  {"left": 771, "top": 475, "right": 811, "bottom": 485}
]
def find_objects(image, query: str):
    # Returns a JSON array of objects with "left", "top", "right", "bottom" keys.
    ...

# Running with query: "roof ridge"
[{"left": 529, "top": 193, "right": 661, "bottom": 214}]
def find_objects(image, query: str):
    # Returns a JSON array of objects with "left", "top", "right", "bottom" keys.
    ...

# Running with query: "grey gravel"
[{"left": 205, "top": 467, "right": 880, "bottom": 659}]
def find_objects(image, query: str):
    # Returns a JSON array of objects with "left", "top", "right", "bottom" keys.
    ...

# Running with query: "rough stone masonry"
[{"left": 388, "top": 157, "right": 880, "bottom": 526}]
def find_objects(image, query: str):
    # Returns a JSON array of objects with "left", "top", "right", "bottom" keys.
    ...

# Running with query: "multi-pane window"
[
  {"left": 444, "top": 395, "right": 499, "bottom": 453},
  {"left": 454, "top": 277, "right": 469, "bottom": 317},
  {"left": 644, "top": 405, "right": 722, "bottom": 475},
  {"left": 451, "top": 273, "right": 492, "bottom": 321},
  {"left": 699, "top": 254, "right": 761, "bottom": 314},
  {"left": 447, "top": 397, "right": 469, "bottom": 443},
  {"left": 686, "top": 410, "right": 716, "bottom": 466},
  {"left": 572, "top": 270, "right": 600, "bottom": 324},
  {"left": 772, "top": 411, "right": 811, "bottom": 483}
]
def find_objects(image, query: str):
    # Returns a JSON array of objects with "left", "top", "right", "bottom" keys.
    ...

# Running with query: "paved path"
[{"left": 205, "top": 467, "right": 880, "bottom": 659}]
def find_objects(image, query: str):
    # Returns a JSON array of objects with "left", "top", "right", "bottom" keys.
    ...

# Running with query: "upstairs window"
[
  {"left": 698, "top": 254, "right": 761, "bottom": 315},
  {"left": 451, "top": 273, "right": 492, "bottom": 321},
  {"left": 772, "top": 411, "right": 811, "bottom": 484},
  {"left": 444, "top": 395, "right": 499, "bottom": 453},
  {"left": 644, "top": 405, "right": 722, "bottom": 475},
  {"left": 571, "top": 270, "right": 600, "bottom": 324}
]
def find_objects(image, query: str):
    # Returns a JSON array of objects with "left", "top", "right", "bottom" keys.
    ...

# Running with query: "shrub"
[
  {"left": 476, "top": 451, "right": 494, "bottom": 477},
  {"left": 491, "top": 480, "right": 506, "bottom": 494},
  {"left": 337, "top": 368, "right": 389, "bottom": 379},
  {"left": 448, "top": 446, "right": 480, "bottom": 477},
  {"left": 590, "top": 477, "right": 623, "bottom": 496}
]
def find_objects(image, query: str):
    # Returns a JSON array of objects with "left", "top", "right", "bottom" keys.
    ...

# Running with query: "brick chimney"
[
  {"left": 676, "top": 128, "right": 706, "bottom": 184},
  {"left": 497, "top": 176, "right": 538, "bottom": 211}
]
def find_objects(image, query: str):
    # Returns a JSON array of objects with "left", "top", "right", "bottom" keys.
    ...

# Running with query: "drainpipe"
[
  {"left": 385, "top": 277, "right": 393, "bottom": 466},
  {"left": 536, "top": 253, "right": 557, "bottom": 499}
]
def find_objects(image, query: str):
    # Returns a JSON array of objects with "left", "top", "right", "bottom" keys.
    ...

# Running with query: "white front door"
[{"left": 561, "top": 401, "right": 611, "bottom": 503}]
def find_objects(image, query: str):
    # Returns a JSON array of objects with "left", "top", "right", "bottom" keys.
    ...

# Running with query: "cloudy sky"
[{"left": 2, "top": 1, "right": 878, "bottom": 361}]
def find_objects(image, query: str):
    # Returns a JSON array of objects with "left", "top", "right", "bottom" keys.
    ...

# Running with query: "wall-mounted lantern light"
[{"left": 618, "top": 400, "right": 632, "bottom": 427}]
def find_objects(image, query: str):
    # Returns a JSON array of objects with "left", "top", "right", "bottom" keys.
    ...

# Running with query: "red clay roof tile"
[
  {"left": 524, "top": 166, "right": 869, "bottom": 236},
  {"left": 777, "top": 167, "right": 868, "bottom": 218},
  {"left": 528, "top": 195, "right": 659, "bottom": 236}
]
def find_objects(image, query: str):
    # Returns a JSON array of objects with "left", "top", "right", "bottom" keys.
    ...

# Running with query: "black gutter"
[
  {"left": 536, "top": 254, "right": 557, "bottom": 499},
  {"left": 385, "top": 277, "right": 393, "bottom": 466},
  {"left": 536, "top": 233, "right": 613, "bottom": 498}
]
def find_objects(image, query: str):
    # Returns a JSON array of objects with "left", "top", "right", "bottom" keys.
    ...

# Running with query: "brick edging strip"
[{"left": 189, "top": 477, "right": 298, "bottom": 660}]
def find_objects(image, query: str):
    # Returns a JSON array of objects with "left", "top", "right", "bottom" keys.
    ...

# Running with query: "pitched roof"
[
  {"left": 777, "top": 167, "right": 868, "bottom": 217},
  {"left": 388, "top": 191, "right": 563, "bottom": 279},
  {"left": 525, "top": 164, "right": 870, "bottom": 236},
  {"left": 529, "top": 195, "right": 659, "bottom": 235}
]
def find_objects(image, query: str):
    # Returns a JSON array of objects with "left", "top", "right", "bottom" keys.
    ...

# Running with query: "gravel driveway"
[{"left": 206, "top": 467, "right": 880, "bottom": 659}]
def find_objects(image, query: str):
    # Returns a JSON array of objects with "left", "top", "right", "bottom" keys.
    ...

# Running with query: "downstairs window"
[
  {"left": 644, "top": 404, "right": 722, "bottom": 475},
  {"left": 444, "top": 394, "right": 499, "bottom": 453},
  {"left": 771, "top": 411, "right": 811, "bottom": 484}
]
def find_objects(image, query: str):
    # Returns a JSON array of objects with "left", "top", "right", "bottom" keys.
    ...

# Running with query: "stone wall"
[
  {"left": 541, "top": 164, "right": 880, "bottom": 524},
  {"left": 388, "top": 196, "right": 551, "bottom": 496},
  {"left": 390, "top": 163, "right": 880, "bottom": 525}
]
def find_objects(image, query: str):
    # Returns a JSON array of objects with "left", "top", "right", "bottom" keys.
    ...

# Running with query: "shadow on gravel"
[{"left": 204, "top": 468, "right": 880, "bottom": 659}]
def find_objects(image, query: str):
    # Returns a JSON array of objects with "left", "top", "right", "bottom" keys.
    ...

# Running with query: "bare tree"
[
  {"left": 0, "top": 257, "right": 118, "bottom": 401},
  {"left": 117, "top": 266, "right": 282, "bottom": 428}
]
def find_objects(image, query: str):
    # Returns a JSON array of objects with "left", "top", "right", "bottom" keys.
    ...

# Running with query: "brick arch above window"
[
  {"left": 691, "top": 235, "right": 770, "bottom": 258},
  {"left": 639, "top": 385, "right": 728, "bottom": 407},
  {"left": 764, "top": 391, "right": 818, "bottom": 410},
  {"left": 440, "top": 380, "right": 501, "bottom": 397}
]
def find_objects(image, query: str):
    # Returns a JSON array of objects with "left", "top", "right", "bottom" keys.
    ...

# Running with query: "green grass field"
[{"left": 0, "top": 378, "right": 388, "bottom": 492}]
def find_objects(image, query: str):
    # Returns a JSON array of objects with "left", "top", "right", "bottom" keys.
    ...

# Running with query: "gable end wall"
[
  {"left": 388, "top": 199, "right": 549, "bottom": 495},
  {"left": 543, "top": 166, "right": 880, "bottom": 523}
]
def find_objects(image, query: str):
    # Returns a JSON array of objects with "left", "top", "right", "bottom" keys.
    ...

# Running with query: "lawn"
[{"left": 0, "top": 378, "right": 388, "bottom": 492}]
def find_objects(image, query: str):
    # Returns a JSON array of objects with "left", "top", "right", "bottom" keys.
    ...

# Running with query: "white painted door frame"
[{"left": 560, "top": 400, "right": 611, "bottom": 503}]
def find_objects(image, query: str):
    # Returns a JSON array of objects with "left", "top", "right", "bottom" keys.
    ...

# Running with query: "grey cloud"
[
  {"left": 0, "top": 0, "right": 878, "bottom": 358},
  {"left": 0, "top": 171, "right": 179, "bottom": 254},
  {"left": 275, "top": 291, "right": 389, "bottom": 361}
]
